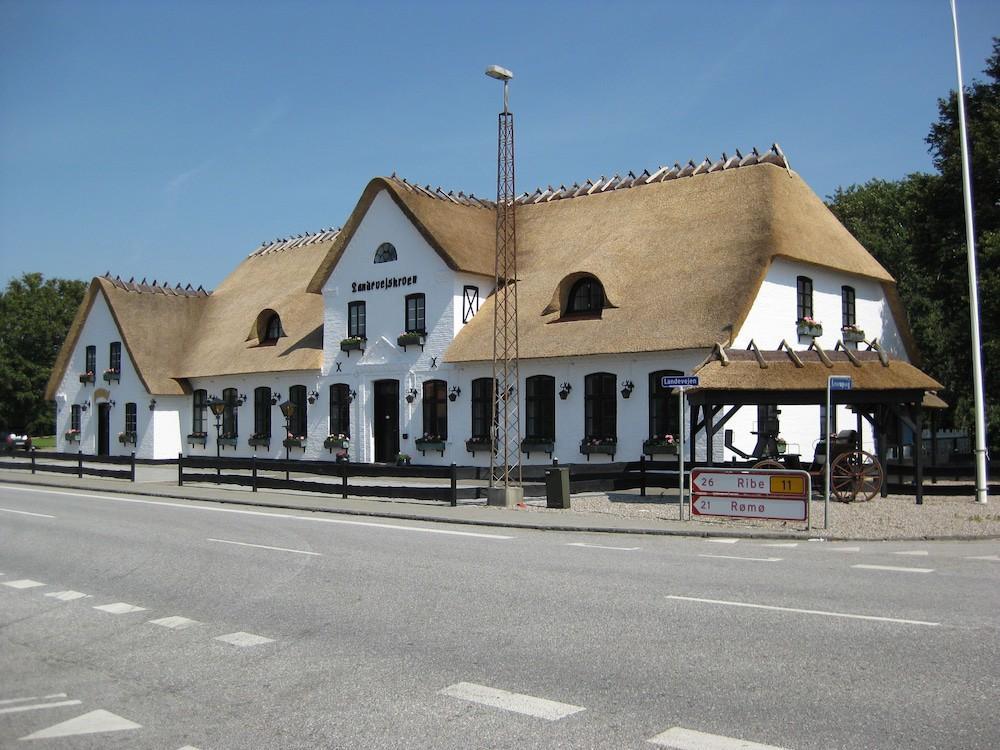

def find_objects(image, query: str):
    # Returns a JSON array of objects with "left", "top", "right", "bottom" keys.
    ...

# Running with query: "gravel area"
[{"left": 523, "top": 489, "right": 1000, "bottom": 539}]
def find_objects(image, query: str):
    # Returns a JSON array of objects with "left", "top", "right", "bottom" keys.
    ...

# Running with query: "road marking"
[
  {"left": 699, "top": 554, "right": 782, "bottom": 562},
  {"left": 2, "top": 579, "right": 45, "bottom": 589},
  {"left": 966, "top": 555, "right": 999, "bottom": 561},
  {"left": 852, "top": 564, "right": 934, "bottom": 574},
  {"left": 207, "top": 538, "right": 321, "bottom": 556},
  {"left": 760, "top": 542, "right": 798, "bottom": 548},
  {"left": 19, "top": 709, "right": 142, "bottom": 740},
  {"left": 93, "top": 602, "right": 147, "bottom": 614},
  {"left": 45, "top": 591, "right": 90, "bottom": 601},
  {"left": 0, "top": 694, "right": 67, "bottom": 706},
  {"left": 1, "top": 486, "right": 514, "bottom": 540},
  {"left": 149, "top": 616, "right": 198, "bottom": 630},
  {"left": 705, "top": 538, "right": 739, "bottom": 544},
  {"left": 0, "top": 506, "right": 55, "bottom": 518},
  {"left": 667, "top": 595, "right": 940, "bottom": 626},
  {"left": 0, "top": 699, "right": 81, "bottom": 715},
  {"left": 648, "top": 726, "right": 791, "bottom": 749},
  {"left": 439, "top": 682, "right": 585, "bottom": 721},
  {"left": 826, "top": 546, "right": 860, "bottom": 553},
  {"left": 215, "top": 631, "right": 275, "bottom": 647},
  {"left": 565, "top": 542, "right": 639, "bottom": 551},
  {"left": 177, "top": 746, "right": 203, "bottom": 750},
  {"left": 893, "top": 550, "right": 929, "bottom": 556}
]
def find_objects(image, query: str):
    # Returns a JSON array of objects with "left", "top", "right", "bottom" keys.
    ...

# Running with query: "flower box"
[
  {"left": 414, "top": 439, "right": 445, "bottom": 456},
  {"left": 218, "top": 437, "right": 238, "bottom": 449},
  {"left": 466, "top": 439, "right": 494, "bottom": 454},
  {"left": 842, "top": 327, "right": 866, "bottom": 343},
  {"left": 324, "top": 436, "right": 350, "bottom": 451},
  {"left": 340, "top": 337, "right": 365, "bottom": 355},
  {"left": 642, "top": 439, "right": 678, "bottom": 457},
  {"left": 282, "top": 438, "right": 305, "bottom": 449},
  {"left": 118, "top": 432, "right": 137, "bottom": 446},
  {"left": 64, "top": 431, "right": 80, "bottom": 442},
  {"left": 520, "top": 439, "right": 554, "bottom": 457},
  {"left": 579, "top": 440, "right": 617, "bottom": 460},
  {"left": 248, "top": 436, "right": 270, "bottom": 449},
  {"left": 79, "top": 372, "right": 95, "bottom": 384},
  {"left": 397, "top": 332, "right": 426, "bottom": 351},
  {"left": 103, "top": 370, "right": 120, "bottom": 384},
  {"left": 796, "top": 320, "right": 823, "bottom": 338},
  {"left": 187, "top": 433, "right": 207, "bottom": 447}
]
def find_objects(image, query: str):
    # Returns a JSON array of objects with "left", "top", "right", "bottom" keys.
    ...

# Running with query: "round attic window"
[
  {"left": 374, "top": 242, "right": 397, "bottom": 263},
  {"left": 565, "top": 276, "right": 605, "bottom": 315}
]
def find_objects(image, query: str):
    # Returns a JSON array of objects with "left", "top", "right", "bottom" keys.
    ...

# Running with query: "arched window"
[
  {"left": 222, "top": 387, "right": 239, "bottom": 438},
  {"left": 566, "top": 276, "right": 605, "bottom": 315},
  {"left": 525, "top": 375, "right": 555, "bottom": 440},
  {"left": 288, "top": 385, "right": 307, "bottom": 438},
  {"left": 374, "top": 242, "right": 397, "bottom": 263},
  {"left": 264, "top": 314, "right": 284, "bottom": 342},
  {"left": 584, "top": 372, "right": 616, "bottom": 440},
  {"left": 649, "top": 370, "right": 681, "bottom": 440},
  {"left": 421, "top": 380, "right": 448, "bottom": 440},
  {"left": 254, "top": 387, "right": 271, "bottom": 438},
  {"left": 192, "top": 389, "right": 207, "bottom": 434},
  {"left": 329, "top": 383, "right": 351, "bottom": 437},
  {"left": 471, "top": 378, "right": 495, "bottom": 441}
]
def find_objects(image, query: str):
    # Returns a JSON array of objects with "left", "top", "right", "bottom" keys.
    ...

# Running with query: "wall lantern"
[
  {"left": 107, "top": 400, "right": 116, "bottom": 408},
  {"left": 620, "top": 380, "right": 635, "bottom": 399},
  {"left": 308, "top": 390, "right": 320, "bottom": 405},
  {"left": 236, "top": 393, "right": 247, "bottom": 406},
  {"left": 448, "top": 386, "right": 462, "bottom": 402},
  {"left": 558, "top": 382, "right": 572, "bottom": 400},
  {"left": 405, "top": 387, "right": 419, "bottom": 404},
  {"left": 271, "top": 392, "right": 282, "bottom": 405},
  {"left": 80, "top": 399, "right": 91, "bottom": 412},
  {"left": 348, "top": 389, "right": 357, "bottom": 403},
  {"left": 148, "top": 398, "right": 156, "bottom": 411}
]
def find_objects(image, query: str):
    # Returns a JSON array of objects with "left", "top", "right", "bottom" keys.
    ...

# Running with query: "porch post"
[{"left": 913, "top": 405, "right": 924, "bottom": 505}]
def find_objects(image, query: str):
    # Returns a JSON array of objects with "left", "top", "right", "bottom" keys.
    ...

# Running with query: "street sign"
[
  {"left": 690, "top": 467, "right": 810, "bottom": 522},
  {"left": 691, "top": 495, "right": 808, "bottom": 521},
  {"left": 829, "top": 376, "right": 853, "bottom": 390},
  {"left": 662, "top": 375, "right": 699, "bottom": 388},
  {"left": 691, "top": 470, "right": 805, "bottom": 497}
]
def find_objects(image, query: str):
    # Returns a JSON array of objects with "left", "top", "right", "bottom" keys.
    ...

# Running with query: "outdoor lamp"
[
  {"left": 279, "top": 400, "right": 295, "bottom": 420},
  {"left": 448, "top": 386, "right": 461, "bottom": 402},
  {"left": 620, "top": 380, "right": 635, "bottom": 399},
  {"left": 405, "top": 387, "right": 418, "bottom": 403},
  {"left": 207, "top": 396, "right": 226, "bottom": 418}
]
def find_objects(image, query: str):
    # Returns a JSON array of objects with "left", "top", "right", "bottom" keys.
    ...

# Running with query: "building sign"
[{"left": 352, "top": 275, "right": 418, "bottom": 294}]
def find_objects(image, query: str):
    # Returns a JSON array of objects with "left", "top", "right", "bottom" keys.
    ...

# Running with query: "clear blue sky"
[{"left": 1, "top": 0, "right": 997, "bottom": 290}]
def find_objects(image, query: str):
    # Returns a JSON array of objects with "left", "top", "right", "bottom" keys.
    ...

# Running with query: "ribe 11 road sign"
[{"left": 691, "top": 468, "right": 810, "bottom": 522}]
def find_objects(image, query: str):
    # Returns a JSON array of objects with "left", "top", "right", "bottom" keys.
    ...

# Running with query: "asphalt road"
[{"left": 1, "top": 482, "right": 997, "bottom": 749}]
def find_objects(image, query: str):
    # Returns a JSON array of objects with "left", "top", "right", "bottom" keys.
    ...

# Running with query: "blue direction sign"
[
  {"left": 829, "top": 376, "right": 853, "bottom": 391},
  {"left": 662, "top": 375, "right": 699, "bottom": 388}
]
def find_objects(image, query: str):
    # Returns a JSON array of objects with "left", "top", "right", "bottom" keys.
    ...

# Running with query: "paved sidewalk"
[{"left": 1, "top": 468, "right": 996, "bottom": 541}]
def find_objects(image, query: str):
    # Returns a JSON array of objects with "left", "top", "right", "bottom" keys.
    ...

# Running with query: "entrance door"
[
  {"left": 373, "top": 380, "right": 399, "bottom": 463},
  {"left": 97, "top": 403, "right": 111, "bottom": 456}
]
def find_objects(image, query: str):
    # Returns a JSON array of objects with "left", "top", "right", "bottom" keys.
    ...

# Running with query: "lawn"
[{"left": 32, "top": 435, "right": 55, "bottom": 449}]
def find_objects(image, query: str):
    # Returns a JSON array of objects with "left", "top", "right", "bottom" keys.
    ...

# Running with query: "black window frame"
[
  {"left": 796, "top": 276, "right": 814, "bottom": 321},
  {"left": 222, "top": 387, "right": 239, "bottom": 438},
  {"left": 471, "top": 377, "right": 495, "bottom": 441},
  {"left": 462, "top": 285, "right": 479, "bottom": 323},
  {"left": 566, "top": 277, "right": 605, "bottom": 316},
  {"left": 421, "top": 379, "right": 448, "bottom": 440},
  {"left": 254, "top": 387, "right": 272, "bottom": 438},
  {"left": 374, "top": 242, "right": 397, "bottom": 263},
  {"left": 109, "top": 341, "right": 121, "bottom": 373},
  {"left": 288, "top": 385, "right": 308, "bottom": 438},
  {"left": 524, "top": 375, "right": 555, "bottom": 441},
  {"left": 125, "top": 402, "right": 137, "bottom": 435},
  {"left": 649, "top": 370, "right": 682, "bottom": 439},
  {"left": 841, "top": 285, "right": 856, "bottom": 328},
  {"left": 71, "top": 405, "right": 81, "bottom": 432},
  {"left": 85, "top": 345, "right": 96, "bottom": 375},
  {"left": 348, "top": 301, "right": 366, "bottom": 339},
  {"left": 264, "top": 314, "right": 283, "bottom": 343},
  {"left": 584, "top": 372, "right": 617, "bottom": 440},
  {"left": 329, "top": 383, "right": 351, "bottom": 437},
  {"left": 405, "top": 293, "right": 426, "bottom": 334},
  {"left": 192, "top": 389, "right": 207, "bottom": 434}
]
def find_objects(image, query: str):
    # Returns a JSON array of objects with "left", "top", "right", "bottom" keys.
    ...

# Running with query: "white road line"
[
  {"left": 705, "top": 538, "right": 740, "bottom": 544},
  {"left": 45, "top": 590, "right": 90, "bottom": 601},
  {"left": 93, "top": 602, "right": 147, "bottom": 614},
  {"left": 565, "top": 542, "right": 639, "bottom": 551},
  {"left": 699, "top": 554, "right": 782, "bottom": 562},
  {"left": 852, "top": 564, "right": 934, "bottom": 574},
  {"left": 19, "top": 709, "right": 142, "bottom": 740},
  {"left": 0, "top": 699, "right": 82, "bottom": 715},
  {"left": 2, "top": 579, "right": 45, "bottom": 589},
  {"left": 825, "top": 546, "right": 860, "bottom": 553},
  {"left": 1, "top": 486, "right": 514, "bottom": 540},
  {"left": 439, "top": 682, "right": 585, "bottom": 721},
  {"left": 966, "top": 555, "right": 1000, "bottom": 561},
  {"left": 648, "top": 726, "right": 791, "bottom": 749},
  {"left": 760, "top": 542, "right": 798, "bottom": 548},
  {"left": 207, "top": 538, "right": 321, "bottom": 556},
  {"left": 893, "top": 550, "right": 929, "bottom": 556},
  {"left": 667, "top": 595, "right": 940, "bottom": 627},
  {"left": 215, "top": 631, "right": 275, "bottom": 647},
  {"left": 149, "top": 616, "right": 198, "bottom": 630},
  {"left": 0, "top": 506, "right": 55, "bottom": 518},
  {"left": 0, "top": 693, "right": 67, "bottom": 706}
]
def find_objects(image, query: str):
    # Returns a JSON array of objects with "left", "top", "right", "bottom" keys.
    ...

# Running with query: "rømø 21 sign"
[{"left": 691, "top": 468, "right": 810, "bottom": 522}]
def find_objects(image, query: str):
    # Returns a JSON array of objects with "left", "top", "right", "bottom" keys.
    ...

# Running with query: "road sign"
[
  {"left": 691, "top": 495, "right": 808, "bottom": 521},
  {"left": 691, "top": 470, "right": 806, "bottom": 497},
  {"left": 662, "top": 375, "right": 699, "bottom": 388},
  {"left": 829, "top": 376, "right": 853, "bottom": 390},
  {"left": 690, "top": 467, "right": 810, "bottom": 522}
]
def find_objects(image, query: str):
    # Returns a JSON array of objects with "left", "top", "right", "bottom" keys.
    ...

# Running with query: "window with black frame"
[
  {"left": 584, "top": 372, "right": 617, "bottom": 440},
  {"left": 329, "top": 383, "right": 350, "bottom": 437},
  {"left": 85, "top": 345, "right": 96, "bottom": 376},
  {"left": 525, "top": 375, "right": 555, "bottom": 440},
  {"left": 648, "top": 370, "right": 682, "bottom": 440},
  {"left": 109, "top": 341, "right": 121, "bottom": 373},
  {"left": 565, "top": 276, "right": 605, "bottom": 316},
  {"left": 405, "top": 293, "right": 425, "bottom": 333},
  {"left": 192, "top": 389, "right": 207, "bottom": 434},
  {"left": 796, "top": 276, "right": 813, "bottom": 321},
  {"left": 264, "top": 314, "right": 283, "bottom": 343},
  {"left": 422, "top": 380, "right": 448, "bottom": 439},
  {"left": 125, "top": 402, "right": 137, "bottom": 435},
  {"left": 222, "top": 388, "right": 238, "bottom": 438},
  {"left": 348, "top": 301, "right": 366, "bottom": 339},
  {"left": 254, "top": 387, "right": 271, "bottom": 438},
  {"left": 841, "top": 285, "right": 856, "bottom": 328},
  {"left": 71, "top": 405, "right": 81, "bottom": 432},
  {"left": 471, "top": 378, "right": 495, "bottom": 440},
  {"left": 289, "top": 385, "right": 308, "bottom": 437}
]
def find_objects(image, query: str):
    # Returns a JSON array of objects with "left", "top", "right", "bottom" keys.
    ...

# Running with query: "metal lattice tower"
[{"left": 488, "top": 68, "right": 521, "bottom": 489}]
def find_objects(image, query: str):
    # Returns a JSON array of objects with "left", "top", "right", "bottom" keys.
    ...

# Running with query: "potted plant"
[
  {"left": 796, "top": 316, "right": 823, "bottom": 338},
  {"left": 79, "top": 371, "right": 95, "bottom": 384},
  {"left": 64, "top": 429, "right": 80, "bottom": 442},
  {"left": 397, "top": 331, "right": 425, "bottom": 350},
  {"left": 103, "top": 368, "right": 120, "bottom": 384},
  {"left": 579, "top": 436, "right": 617, "bottom": 460},
  {"left": 324, "top": 433, "right": 350, "bottom": 451},
  {"left": 414, "top": 433, "right": 445, "bottom": 455},
  {"left": 218, "top": 433, "right": 239, "bottom": 448},
  {"left": 642, "top": 434, "right": 678, "bottom": 456},
  {"left": 520, "top": 437, "right": 554, "bottom": 457},
  {"left": 248, "top": 432, "right": 270, "bottom": 449},
  {"left": 282, "top": 434, "right": 306, "bottom": 449},
  {"left": 841, "top": 323, "right": 866, "bottom": 343},
  {"left": 340, "top": 336, "right": 365, "bottom": 355},
  {"left": 465, "top": 435, "right": 494, "bottom": 454},
  {"left": 395, "top": 452, "right": 411, "bottom": 466},
  {"left": 118, "top": 431, "right": 137, "bottom": 446},
  {"left": 187, "top": 431, "right": 208, "bottom": 447}
]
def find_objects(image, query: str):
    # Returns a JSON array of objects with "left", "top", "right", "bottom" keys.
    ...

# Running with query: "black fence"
[{"left": 0, "top": 449, "right": 135, "bottom": 481}]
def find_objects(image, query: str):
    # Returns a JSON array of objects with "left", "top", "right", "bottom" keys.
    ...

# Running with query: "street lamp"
[
  {"left": 207, "top": 395, "right": 225, "bottom": 478},
  {"left": 279, "top": 399, "right": 296, "bottom": 480}
]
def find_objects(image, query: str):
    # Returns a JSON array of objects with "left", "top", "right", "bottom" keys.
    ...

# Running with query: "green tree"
[{"left": 0, "top": 273, "right": 87, "bottom": 436}]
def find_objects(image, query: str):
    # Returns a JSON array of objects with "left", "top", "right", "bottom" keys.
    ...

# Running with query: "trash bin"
[{"left": 545, "top": 467, "right": 570, "bottom": 509}]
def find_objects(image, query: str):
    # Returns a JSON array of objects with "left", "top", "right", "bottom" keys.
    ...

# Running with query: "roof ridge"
[
  {"left": 249, "top": 226, "right": 342, "bottom": 258},
  {"left": 386, "top": 144, "right": 788, "bottom": 209},
  {"left": 100, "top": 273, "right": 210, "bottom": 297}
]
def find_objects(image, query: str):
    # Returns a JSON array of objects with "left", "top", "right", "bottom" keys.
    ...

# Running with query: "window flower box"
[
  {"left": 103, "top": 369, "right": 120, "bottom": 384},
  {"left": 218, "top": 436, "right": 238, "bottom": 449},
  {"left": 118, "top": 431, "right": 137, "bottom": 446},
  {"left": 340, "top": 337, "right": 365, "bottom": 355},
  {"left": 580, "top": 438, "right": 617, "bottom": 460},
  {"left": 414, "top": 437, "right": 445, "bottom": 456},
  {"left": 187, "top": 432, "right": 207, "bottom": 447},
  {"left": 324, "top": 435, "right": 350, "bottom": 451},
  {"left": 79, "top": 371, "right": 95, "bottom": 384},
  {"left": 397, "top": 331, "right": 426, "bottom": 351},
  {"left": 796, "top": 318, "right": 823, "bottom": 338},
  {"left": 841, "top": 326, "right": 866, "bottom": 343},
  {"left": 283, "top": 437, "right": 306, "bottom": 450},
  {"left": 64, "top": 430, "right": 80, "bottom": 443},
  {"left": 520, "top": 439, "right": 554, "bottom": 458},
  {"left": 248, "top": 435, "right": 270, "bottom": 449},
  {"left": 643, "top": 436, "right": 678, "bottom": 457},
  {"left": 466, "top": 438, "right": 494, "bottom": 454}
]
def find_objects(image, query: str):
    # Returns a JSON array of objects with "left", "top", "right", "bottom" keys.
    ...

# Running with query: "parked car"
[{"left": 1, "top": 431, "right": 32, "bottom": 453}]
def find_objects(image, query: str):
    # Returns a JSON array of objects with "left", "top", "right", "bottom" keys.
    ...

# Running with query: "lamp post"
[
  {"left": 279, "top": 399, "right": 295, "bottom": 481},
  {"left": 207, "top": 396, "right": 225, "bottom": 479}
]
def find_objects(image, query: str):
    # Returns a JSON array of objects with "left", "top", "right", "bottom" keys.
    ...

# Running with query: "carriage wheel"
[
  {"left": 752, "top": 459, "right": 785, "bottom": 470},
  {"left": 831, "top": 450, "right": 883, "bottom": 502}
]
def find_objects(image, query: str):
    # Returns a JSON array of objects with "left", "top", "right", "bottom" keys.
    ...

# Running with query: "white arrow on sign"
[
  {"left": 692, "top": 471, "right": 772, "bottom": 495},
  {"left": 692, "top": 495, "right": 807, "bottom": 521}
]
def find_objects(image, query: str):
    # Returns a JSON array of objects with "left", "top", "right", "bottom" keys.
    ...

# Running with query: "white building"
[{"left": 46, "top": 147, "right": 942, "bottom": 468}]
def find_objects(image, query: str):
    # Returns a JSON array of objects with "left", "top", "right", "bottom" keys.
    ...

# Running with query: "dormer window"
[
  {"left": 566, "top": 276, "right": 605, "bottom": 316},
  {"left": 264, "top": 314, "right": 283, "bottom": 342},
  {"left": 374, "top": 242, "right": 397, "bottom": 263}
]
